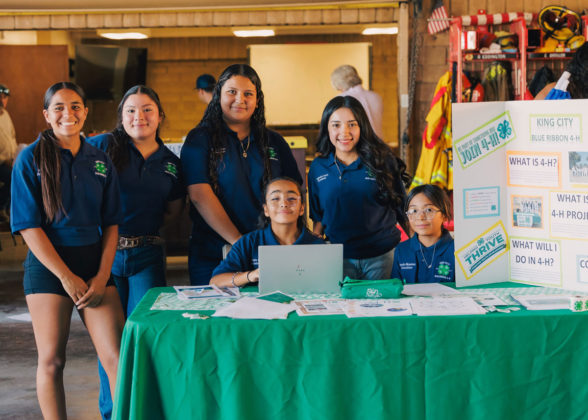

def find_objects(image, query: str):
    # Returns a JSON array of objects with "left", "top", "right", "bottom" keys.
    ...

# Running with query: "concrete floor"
[{"left": 0, "top": 236, "right": 190, "bottom": 420}]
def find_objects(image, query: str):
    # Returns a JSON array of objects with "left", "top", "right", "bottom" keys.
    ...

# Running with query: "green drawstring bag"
[{"left": 339, "top": 276, "right": 404, "bottom": 299}]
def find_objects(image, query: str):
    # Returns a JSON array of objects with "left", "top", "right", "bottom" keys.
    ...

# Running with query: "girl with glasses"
[
  {"left": 391, "top": 184, "right": 455, "bottom": 283},
  {"left": 210, "top": 177, "right": 324, "bottom": 288}
]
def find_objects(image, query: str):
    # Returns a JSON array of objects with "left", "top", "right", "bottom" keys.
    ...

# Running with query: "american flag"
[{"left": 428, "top": 0, "right": 450, "bottom": 34}]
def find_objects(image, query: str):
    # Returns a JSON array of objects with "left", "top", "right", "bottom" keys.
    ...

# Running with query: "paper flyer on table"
[
  {"left": 410, "top": 297, "right": 487, "bottom": 316},
  {"left": 294, "top": 300, "right": 344, "bottom": 316},
  {"left": 511, "top": 294, "right": 572, "bottom": 310},
  {"left": 212, "top": 297, "right": 295, "bottom": 319},
  {"left": 341, "top": 299, "right": 413, "bottom": 318},
  {"left": 174, "top": 285, "right": 240, "bottom": 300}
]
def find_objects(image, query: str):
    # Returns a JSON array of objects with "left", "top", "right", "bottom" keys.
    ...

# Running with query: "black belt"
[{"left": 117, "top": 235, "right": 163, "bottom": 250}]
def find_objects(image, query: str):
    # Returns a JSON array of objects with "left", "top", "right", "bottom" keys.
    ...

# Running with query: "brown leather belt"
[{"left": 117, "top": 235, "right": 163, "bottom": 250}]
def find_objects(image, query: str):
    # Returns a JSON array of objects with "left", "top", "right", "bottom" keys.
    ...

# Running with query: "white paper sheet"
[
  {"left": 410, "top": 297, "right": 487, "bottom": 316},
  {"left": 511, "top": 294, "right": 572, "bottom": 310},
  {"left": 294, "top": 300, "right": 344, "bottom": 316},
  {"left": 342, "top": 299, "right": 413, "bottom": 318},
  {"left": 401, "top": 283, "right": 461, "bottom": 296},
  {"left": 212, "top": 297, "right": 295, "bottom": 319},
  {"left": 174, "top": 285, "right": 240, "bottom": 300}
]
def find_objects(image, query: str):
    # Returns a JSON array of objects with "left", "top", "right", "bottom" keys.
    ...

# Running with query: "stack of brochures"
[{"left": 174, "top": 285, "right": 240, "bottom": 300}]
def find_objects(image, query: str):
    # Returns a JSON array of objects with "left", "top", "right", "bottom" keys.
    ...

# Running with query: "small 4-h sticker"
[
  {"left": 268, "top": 147, "right": 278, "bottom": 160},
  {"left": 437, "top": 263, "right": 451, "bottom": 277},
  {"left": 94, "top": 160, "right": 107, "bottom": 177},
  {"left": 164, "top": 162, "right": 178, "bottom": 178},
  {"left": 575, "top": 300, "right": 584, "bottom": 311}
]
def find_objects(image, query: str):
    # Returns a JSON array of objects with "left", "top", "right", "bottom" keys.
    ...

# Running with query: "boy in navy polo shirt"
[{"left": 391, "top": 184, "right": 455, "bottom": 283}]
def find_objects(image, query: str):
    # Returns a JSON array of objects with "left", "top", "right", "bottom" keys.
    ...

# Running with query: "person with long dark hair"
[
  {"left": 181, "top": 64, "right": 302, "bottom": 285},
  {"left": 308, "top": 95, "right": 410, "bottom": 280},
  {"left": 87, "top": 85, "right": 184, "bottom": 419},
  {"left": 10, "top": 82, "right": 124, "bottom": 419},
  {"left": 210, "top": 177, "right": 324, "bottom": 287}
]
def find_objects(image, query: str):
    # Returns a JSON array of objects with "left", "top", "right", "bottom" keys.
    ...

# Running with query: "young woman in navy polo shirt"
[
  {"left": 88, "top": 85, "right": 185, "bottom": 419},
  {"left": 308, "top": 96, "right": 410, "bottom": 280},
  {"left": 391, "top": 184, "right": 455, "bottom": 283},
  {"left": 181, "top": 64, "right": 302, "bottom": 285},
  {"left": 210, "top": 177, "right": 324, "bottom": 287},
  {"left": 10, "top": 82, "right": 124, "bottom": 419}
]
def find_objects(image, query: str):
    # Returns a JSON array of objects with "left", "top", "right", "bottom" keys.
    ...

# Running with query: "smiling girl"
[
  {"left": 308, "top": 96, "right": 410, "bottom": 280},
  {"left": 210, "top": 177, "right": 324, "bottom": 287},
  {"left": 181, "top": 64, "right": 302, "bottom": 285},
  {"left": 87, "top": 85, "right": 185, "bottom": 419},
  {"left": 391, "top": 184, "right": 455, "bottom": 283},
  {"left": 10, "top": 82, "right": 124, "bottom": 419}
]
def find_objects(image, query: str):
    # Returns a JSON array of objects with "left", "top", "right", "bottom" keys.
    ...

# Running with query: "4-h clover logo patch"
[
  {"left": 268, "top": 147, "right": 278, "bottom": 160},
  {"left": 497, "top": 120, "right": 512, "bottom": 139},
  {"left": 574, "top": 300, "right": 584, "bottom": 311},
  {"left": 94, "top": 160, "right": 107, "bottom": 177},
  {"left": 437, "top": 263, "right": 450, "bottom": 277},
  {"left": 164, "top": 162, "right": 178, "bottom": 178}
]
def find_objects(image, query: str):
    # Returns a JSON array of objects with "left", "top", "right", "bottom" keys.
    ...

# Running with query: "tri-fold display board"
[{"left": 453, "top": 99, "right": 588, "bottom": 291}]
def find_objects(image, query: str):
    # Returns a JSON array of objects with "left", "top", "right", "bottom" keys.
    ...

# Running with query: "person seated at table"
[
  {"left": 210, "top": 177, "right": 324, "bottom": 287},
  {"left": 391, "top": 184, "right": 454, "bottom": 283}
]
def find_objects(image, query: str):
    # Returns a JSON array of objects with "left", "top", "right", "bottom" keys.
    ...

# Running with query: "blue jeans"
[
  {"left": 343, "top": 248, "right": 396, "bottom": 280},
  {"left": 98, "top": 245, "right": 166, "bottom": 420}
]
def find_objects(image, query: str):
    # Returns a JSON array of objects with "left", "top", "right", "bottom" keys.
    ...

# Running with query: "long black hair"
[
  {"left": 567, "top": 43, "right": 588, "bottom": 99},
  {"left": 197, "top": 64, "right": 271, "bottom": 194},
  {"left": 34, "top": 82, "right": 87, "bottom": 222},
  {"left": 107, "top": 85, "right": 165, "bottom": 172},
  {"left": 315, "top": 95, "right": 410, "bottom": 208},
  {"left": 258, "top": 176, "right": 307, "bottom": 231}
]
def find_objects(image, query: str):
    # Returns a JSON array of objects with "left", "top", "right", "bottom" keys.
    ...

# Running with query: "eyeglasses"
[{"left": 406, "top": 208, "right": 441, "bottom": 220}]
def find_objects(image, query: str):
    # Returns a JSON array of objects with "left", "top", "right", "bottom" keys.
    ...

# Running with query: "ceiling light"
[
  {"left": 233, "top": 29, "right": 275, "bottom": 37},
  {"left": 362, "top": 27, "right": 398, "bottom": 35},
  {"left": 100, "top": 32, "right": 148, "bottom": 40}
]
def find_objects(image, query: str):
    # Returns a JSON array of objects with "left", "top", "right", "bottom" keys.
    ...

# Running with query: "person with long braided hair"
[
  {"left": 10, "top": 82, "right": 124, "bottom": 418},
  {"left": 88, "top": 85, "right": 184, "bottom": 420},
  {"left": 181, "top": 64, "right": 302, "bottom": 285},
  {"left": 308, "top": 95, "right": 410, "bottom": 280}
]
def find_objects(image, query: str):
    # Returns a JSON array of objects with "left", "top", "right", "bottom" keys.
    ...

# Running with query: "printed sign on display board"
[{"left": 453, "top": 100, "right": 588, "bottom": 291}]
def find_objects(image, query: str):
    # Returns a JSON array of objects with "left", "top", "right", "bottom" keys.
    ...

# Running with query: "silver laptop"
[{"left": 258, "top": 244, "right": 343, "bottom": 294}]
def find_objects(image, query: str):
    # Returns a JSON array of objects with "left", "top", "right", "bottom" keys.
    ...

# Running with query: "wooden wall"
[
  {"left": 0, "top": 45, "right": 69, "bottom": 143},
  {"left": 411, "top": 0, "right": 587, "bottom": 171},
  {"left": 83, "top": 33, "right": 398, "bottom": 148}
]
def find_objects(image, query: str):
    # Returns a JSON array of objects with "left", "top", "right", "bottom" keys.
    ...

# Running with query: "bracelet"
[
  {"left": 231, "top": 272, "right": 241, "bottom": 288},
  {"left": 246, "top": 271, "right": 252, "bottom": 284}
]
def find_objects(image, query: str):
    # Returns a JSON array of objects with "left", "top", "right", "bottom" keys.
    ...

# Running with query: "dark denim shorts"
[{"left": 23, "top": 241, "right": 115, "bottom": 297}]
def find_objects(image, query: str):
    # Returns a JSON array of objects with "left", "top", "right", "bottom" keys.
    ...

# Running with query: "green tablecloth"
[{"left": 113, "top": 284, "right": 588, "bottom": 420}]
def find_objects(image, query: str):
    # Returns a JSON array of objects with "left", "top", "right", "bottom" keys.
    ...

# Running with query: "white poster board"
[
  {"left": 453, "top": 99, "right": 588, "bottom": 292},
  {"left": 249, "top": 43, "right": 370, "bottom": 126}
]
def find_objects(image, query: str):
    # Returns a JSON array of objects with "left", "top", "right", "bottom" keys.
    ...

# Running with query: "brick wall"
[{"left": 84, "top": 33, "right": 398, "bottom": 147}]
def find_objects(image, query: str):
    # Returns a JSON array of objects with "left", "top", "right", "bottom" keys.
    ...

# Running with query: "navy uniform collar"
[
  {"left": 262, "top": 224, "right": 307, "bottom": 245},
  {"left": 128, "top": 136, "right": 165, "bottom": 159},
  {"left": 409, "top": 229, "right": 452, "bottom": 251},
  {"left": 327, "top": 152, "right": 362, "bottom": 170}
]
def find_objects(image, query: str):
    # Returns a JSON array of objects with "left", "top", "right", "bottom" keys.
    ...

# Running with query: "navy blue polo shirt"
[
  {"left": 390, "top": 230, "right": 455, "bottom": 283},
  {"left": 212, "top": 225, "right": 325, "bottom": 276},
  {"left": 308, "top": 153, "right": 406, "bottom": 259},
  {"left": 88, "top": 133, "right": 185, "bottom": 236},
  {"left": 181, "top": 123, "right": 302, "bottom": 259},
  {"left": 11, "top": 135, "right": 121, "bottom": 247}
]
